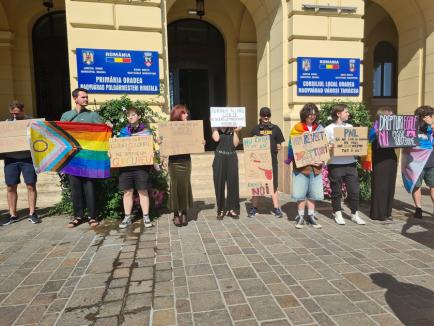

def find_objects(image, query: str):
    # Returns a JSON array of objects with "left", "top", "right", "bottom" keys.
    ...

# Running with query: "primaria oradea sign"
[
  {"left": 297, "top": 57, "right": 360, "bottom": 96},
  {"left": 76, "top": 48, "right": 160, "bottom": 94}
]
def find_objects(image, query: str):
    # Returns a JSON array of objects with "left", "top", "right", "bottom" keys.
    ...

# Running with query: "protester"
[
  {"left": 166, "top": 104, "right": 193, "bottom": 227},
  {"left": 117, "top": 107, "right": 153, "bottom": 229},
  {"left": 2, "top": 101, "right": 41, "bottom": 225},
  {"left": 212, "top": 127, "right": 241, "bottom": 220},
  {"left": 402, "top": 105, "right": 434, "bottom": 219},
  {"left": 369, "top": 107, "right": 397, "bottom": 221},
  {"left": 61, "top": 88, "right": 104, "bottom": 228},
  {"left": 248, "top": 107, "right": 285, "bottom": 218},
  {"left": 286, "top": 103, "right": 323, "bottom": 229},
  {"left": 325, "top": 104, "right": 365, "bottom": 225}
]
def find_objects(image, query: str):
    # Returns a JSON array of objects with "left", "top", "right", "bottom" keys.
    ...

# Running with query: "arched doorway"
[
  {"left": 168, "top": 19, "right": 226, "bottom": 150},
  {"left": 32, "top": 11, "right": 70, "bottom": 120}
]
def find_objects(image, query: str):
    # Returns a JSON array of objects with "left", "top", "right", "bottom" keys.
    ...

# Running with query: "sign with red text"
[
  {"left": 291, "top": 131, "right": 329, "bottom": 167},
  {"left": 243, "top": 136, "right": 273, "bottom": 196},
  {"left": 377, "top": 115, "right": 419, "bottom": 148}
]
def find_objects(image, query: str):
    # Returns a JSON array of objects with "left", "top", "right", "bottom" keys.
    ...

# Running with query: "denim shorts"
[
  {"left": 292, "top": 170, "right": 324, "bottom": 201},
  {"left": 4, "top": 158, "right": 37, "bottom": 186},
  {"left": 415, "top": 167, "right": 434, "bottom": 188}
]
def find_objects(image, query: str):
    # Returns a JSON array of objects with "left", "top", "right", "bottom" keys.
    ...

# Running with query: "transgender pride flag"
[{"left": 29, "top": 121, "right": 112, "bottom": 178}]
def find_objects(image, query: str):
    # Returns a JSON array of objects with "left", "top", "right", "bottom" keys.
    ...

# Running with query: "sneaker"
[
  {"left": 119, "top": 215, "right": 133, "bottom": 229},
  {"left": 414, "top": 207, "right": 422, "bottom": 219},
  {"left": 295, "top": 215, "right": 305, "bottom": 229},
  {"left": 272, "top": 208, "right": 283, "bottom": 218},
  {"left": 307, "top": 215, "right": 322, "bottom": 229},
  {"left": 28, "top": 213, "right": 41, "bottom": 224},
  {"left": 333, "top": 211, "right": 346, "bottom": 225},
  {"left": 143, "top": 215, "right": 153, "bottom": 228},
  {"left": 2, "top": 215, "right": 19, "bottom": 226},
  {"left": 248, "top": 207, "right": 257, "bottom": 218},
  {"left": 351, "top": 211, "right": 366, "bottom": 225}
]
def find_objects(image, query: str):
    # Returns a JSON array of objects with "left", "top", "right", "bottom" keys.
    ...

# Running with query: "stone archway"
[{"left": 368, "top": 0, "right": 434, "bottom": 112}]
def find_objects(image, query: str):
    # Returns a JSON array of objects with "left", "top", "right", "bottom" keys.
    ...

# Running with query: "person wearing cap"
[{"left": 248, "top": 107, "right": 285, "bottom": 218}]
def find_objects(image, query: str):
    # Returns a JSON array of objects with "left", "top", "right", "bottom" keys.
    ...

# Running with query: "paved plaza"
[{"left": 0, "top": 191, "right": 434, "bottom": 326}]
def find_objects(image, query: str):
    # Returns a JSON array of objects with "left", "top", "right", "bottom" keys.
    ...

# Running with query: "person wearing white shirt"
[{"left": 324, "top": 104, "right": 365, "bottom": 225}]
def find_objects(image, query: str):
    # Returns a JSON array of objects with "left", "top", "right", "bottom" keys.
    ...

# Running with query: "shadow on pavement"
[
  {"left": 0, "top": 206, "right": 54, "bottom": 225},
  {"left": 370, "top": 273, "right": 434, "bottom": 325}
]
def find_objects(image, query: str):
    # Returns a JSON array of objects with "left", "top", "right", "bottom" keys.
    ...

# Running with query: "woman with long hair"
[{"left": 167, "top": 104, "right": 193, "bottom": 227}]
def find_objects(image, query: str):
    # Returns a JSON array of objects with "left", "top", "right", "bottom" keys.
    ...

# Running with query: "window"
[{"left": 373, "top": 41, "right": 397, "bottom": 98}]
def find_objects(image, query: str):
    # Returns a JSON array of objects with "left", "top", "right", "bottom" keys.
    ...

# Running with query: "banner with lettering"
[
  {"left": 243, "top": 136, "right": 273, "bottom": 196},
  {"left": 158, "top": 120, "right": 204, "bottom": 156},
  {"left": 334, "top": 127, "right": 368, "bottom": 156},
  {"left": 377, "top": 115, "right": 419, "bottom": 148},
  {"left": 291, "top": 131, "right": 330, "bottom": 167},
  {"left": 210, "top": 107, "right": 246, "bottom": 127},
  {"left": 109, "top": 136, "right": 154, "bottom": 168}
]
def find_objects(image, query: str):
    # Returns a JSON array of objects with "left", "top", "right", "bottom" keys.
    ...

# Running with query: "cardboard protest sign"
[
  {"left": 0, "top": 119, "right": 44, "bottom": 154},
  {"left": 334, "top": 127, "right": 368, "bottom": 156},
  {"left": 377, "top": 115, "right": 419, "bottom": 148},
  {"left": 210, "top": 107, "right": 246, "bottom": 127},
  {"left": 109, "top": 136, "right": 154, "bottom": 168},
  {"left": 291, "top": 131, "right": 329, "bottom": 167},
  {"left": 243, "top": 136, "right": 273, "bottom": 196},
  {"left": 158, "top": 120, "right": 204, "bottom": 156}
]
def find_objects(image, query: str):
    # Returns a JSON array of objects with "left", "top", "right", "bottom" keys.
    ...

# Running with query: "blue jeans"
[{"left": 292, "top": 170, "right": 324, "bottom": 201}]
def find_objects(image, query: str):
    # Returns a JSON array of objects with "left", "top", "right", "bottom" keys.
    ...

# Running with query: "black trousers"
[
  {"left": 213, "top": 153, "right": 240, "bottom": 211},
  {"left": 68, "top": 175, "right": 97, "bottom": 219},
  {"left": 328, "top": 163, "right": 359, "bottom": 214}
]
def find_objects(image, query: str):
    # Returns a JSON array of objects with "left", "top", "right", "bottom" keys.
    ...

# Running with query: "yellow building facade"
[{"left": 0, "top": 0, "right": 433, "bottom": 139}]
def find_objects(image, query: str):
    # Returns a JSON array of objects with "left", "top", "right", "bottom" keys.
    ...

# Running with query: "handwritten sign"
[
  {"left": 158, "top": 120, "right": 204, "bottom": 156},
  {"left": 377, "top": 115, "right": 419, "bottom": 148},
  {"left": 210, "top": 107, "right": 246, "bottom": 127},
  {"left": 109, "top": 136, "right": 154, "bottom": 168},
  {"left": 334, "top": 127, "right": 368, "bottom": 156},
  {"left": 291, "top": 131, "right": 330, "bottom": 167},
  {"left": 243, "top": 136, "right": 273, "bottom": 196},
  {"left": 0, "top": 119, "right": 44, "bottom": 154}
]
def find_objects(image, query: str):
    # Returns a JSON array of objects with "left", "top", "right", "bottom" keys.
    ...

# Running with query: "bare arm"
[
  {"left": 212, "top": 128, "right": 220, "bottom": 142},
  {"left": 233, "top": 128, "right": 241, "bottom": 147}
]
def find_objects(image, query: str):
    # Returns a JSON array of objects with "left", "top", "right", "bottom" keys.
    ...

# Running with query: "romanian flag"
[
  {"left": 29, "top": 121, "right": 112, "bottom": 178},
  {"left": 105, "top": 57, "right": 132, "bottom": 63},
  {"left": 319, "top": 64, "right": 339, "bottom": 69}
]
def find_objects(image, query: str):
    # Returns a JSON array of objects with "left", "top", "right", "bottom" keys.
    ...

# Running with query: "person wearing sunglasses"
[{"left": 248, "top": 107, "right": 285, "bottom": 218}]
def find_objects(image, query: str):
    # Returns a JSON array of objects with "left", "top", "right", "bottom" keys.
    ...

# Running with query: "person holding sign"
[
  {"left": 116, "top": 107, "right": 154, "bottom": 229},
  {"left": 248, "top": 107, "right": 285, "bottom": 218},
  {"left": 2, "top": 101, "right": 41, "bottom": 225},
  {"left": 325, "top": 104, "right": 365, "bottom": 225},
  {"left": 369, "top": 107, "right": 397, "bottom": 221},
  {"left": 402, "top": 106, "right": 434, "bottom": 219},
  {"left": 62, "top": 88, "right": 106, "bottom": 228},
  {"left": 166, "top": 105, "right": 193, "bottom": 227},
  {"left": 212, "top": 127, "right": 241, "bottom": 219},
  {"left": 286, "top": 103, "right": 323, "bottom": 229}
]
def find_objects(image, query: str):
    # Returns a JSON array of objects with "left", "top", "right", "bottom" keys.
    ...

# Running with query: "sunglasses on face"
[{"left": 261, "top": 114, "right": 271, "bottom": 118}]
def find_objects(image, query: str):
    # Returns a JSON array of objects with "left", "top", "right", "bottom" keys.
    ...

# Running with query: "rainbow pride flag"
[{"left": 29, "top": 121, "right": 112, "bottom": 178}]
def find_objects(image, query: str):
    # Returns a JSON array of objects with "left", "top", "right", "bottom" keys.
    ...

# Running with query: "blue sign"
[
  {"left": 297, "top": 57, "right": 360, "bottom": 96},
  {"left": 76, "top": 48, "right": 160, "bottom": 94}
]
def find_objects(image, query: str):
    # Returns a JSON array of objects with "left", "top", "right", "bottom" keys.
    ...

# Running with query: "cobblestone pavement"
[{"left": 0, "top": 194, "right": 434, "bottom": 326}]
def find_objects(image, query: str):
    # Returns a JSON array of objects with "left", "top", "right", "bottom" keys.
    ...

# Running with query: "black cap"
[{"left": 259, "top": 107, "right": 271, "bottom": 117}]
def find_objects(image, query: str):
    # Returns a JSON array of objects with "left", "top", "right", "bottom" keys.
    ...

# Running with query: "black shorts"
[
  {"left": 4, "top": 158, "right": 37, "bottom": 186},
  {"left": 118, "top": 169, "right": 150, "bottom": 191}
]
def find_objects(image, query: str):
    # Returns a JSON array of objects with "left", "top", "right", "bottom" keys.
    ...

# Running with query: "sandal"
[
  {"left": 173, "top": 214, "right": 182, "bottom": 227},
  {"left": 181, "top": 213, "right": 188, "bottom": 226},
  {"left": 227, "top": 210, "right": 239, "bottom": 219},
  {"left": 88, "top": 219, "right": 100, "bottom": 227},
  {"left": 67, "top": 218, "right": 83, "bottom": 228}
]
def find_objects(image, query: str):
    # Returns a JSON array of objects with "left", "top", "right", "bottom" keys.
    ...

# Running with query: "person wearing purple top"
[{"left": 117, "top": 107, "right": 154, "bottom": 229}]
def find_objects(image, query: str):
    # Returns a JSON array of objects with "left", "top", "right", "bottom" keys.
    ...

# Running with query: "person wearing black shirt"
[{"left": 248, "top": 107, "right": 285, "bottom": 218}]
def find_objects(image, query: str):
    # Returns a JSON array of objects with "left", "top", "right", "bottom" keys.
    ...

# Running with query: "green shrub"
[
  {"left": 318, "top": 100, "right": 372, "bottom": 201},
  {"left": 49, "top": 95, "right": 169, "bottom": 219}
]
